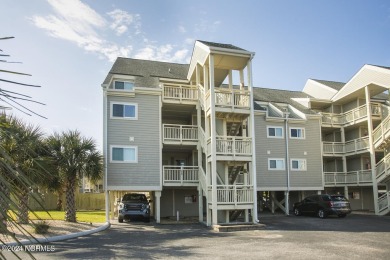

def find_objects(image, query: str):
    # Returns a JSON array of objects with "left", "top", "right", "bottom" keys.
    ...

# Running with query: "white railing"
[
  {"left": 198, "top": 167, "right": 207, "bottom": 193},
  {"left": 215, "top": 136, "right": 252, "bottom": 156},
  {"left": 322, "top": 137, "right": 370, "bottom": 155},
  {"left": 163, "top": 166, "right": 199, "bottom": 186},
  {"left": 375, "top": 153, "right": 390, "bottom": 183},
  {"left": 373, "top": 113, "right": 390, "bottom": 148},
  {"left": 378, "top": 191, "right": 390, "bottom": 214},
  {"left": 211, "top": 185, "right": 253, "bottom": 204},
  {"left": 163, "top": 124, "right": 198, "bottom": 143},
  {"left": 199, "top": 127, "right": 206, "bottom": 150},
  {"left": 205, "top": 88, "right": 250, "bottom": 111},
  {"left": 163, "top": 84, "right": 198, "bottom": 102},
  {"left": 324, "top": 170, "right": 372, "bottom": 185},
  {"left": 321, "top": 103, "right": 381, "bottom": 126}
]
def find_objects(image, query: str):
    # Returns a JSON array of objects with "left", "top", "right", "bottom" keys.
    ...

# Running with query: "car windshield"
[
  {"left": 331, "top": 195, "right": 348, "bottom": 201},
  {"left": 123, "top": 194, "right": 147, "bottom": 201}
]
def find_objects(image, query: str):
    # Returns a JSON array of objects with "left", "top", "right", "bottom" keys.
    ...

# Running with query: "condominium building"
[{"left": 102, "top": 40, "right": 390, "bottom": 225}]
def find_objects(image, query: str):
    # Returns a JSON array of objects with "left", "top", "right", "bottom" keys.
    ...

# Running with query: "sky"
[{"left": 1, "top": 0, "right": 390, "bottom": 150}]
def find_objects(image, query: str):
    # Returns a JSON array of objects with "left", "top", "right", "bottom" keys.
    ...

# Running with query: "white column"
[
  {"left": 155, "top": 191, "right": 161, "bottom": 223},
  {"left": 340, "top": 127, "right": 347, "bottom": 174},
  {"left": 365, "top": 86, "right": 379, "bottom": 214},
  {"left": 344, "top": 186, "right": 349, "bottom": 199},
  {"left": 285, "top": 191, "right": 290, "bottom": 216},
  {"left": 109, "top": 191, "right": 115, "bottom": 220},
  {"left": 198, "top": 185, "right": 203, "bottom": 222},
  {"left": 228, "top": 70, "right": 233, "bottom": 89},
  {"left": 209, "top": 54, "right": 218, "bottom": 225}
]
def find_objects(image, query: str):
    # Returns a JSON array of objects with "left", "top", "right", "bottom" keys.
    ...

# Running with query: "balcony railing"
[
  {"left": 378, "top": 191, "right": 390, "bottom": 214},
  {"left": 208, "top": 185, "right": 253, "bottom": 205},
  {"left": 375, "top": 153, "right": 390, "bottom": 183},
  {"left": 321, "top": 103, "right": 381, "bottom": 126},
  {"left": 373, "top": 113, "right": 390, "bottom": 148},
  {"left": 163, "top": 124, "right": 198, "bottom": 144},
  {"left": 324, "top": 170, "right": 372, "bottom": 185},
  {"left": 207, "top": 136, "right": 252, "bottom": 157},
  {"left": 163, "top": 84, "right": 198, "bottom": 103},
  {"left": 163, "top": 166, "right": 199, "bottom": 186},
  {"left": 205, "top": 88, "right": 250, "bottom": 111},
  {"left": 322, "top": 136, "right": 370, "bottom": 156}
]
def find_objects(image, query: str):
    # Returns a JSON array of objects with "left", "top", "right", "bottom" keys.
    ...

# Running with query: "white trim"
[
  {"left": 289, "top": 127, "right": 305, "bottom": 139},
  {"left": 110, "top": 101, "right": 138, "bottom": 120},
  {"left": 106, "top": 186, "right": 162, "bottom": 191},
  {"left": 268, "top": 158, "right": 285, "bottom": 170},
  {"left": 110, "top": 145, "right": 138, "bottom": 163},
  {"left": 267, "top": 125, "right": 284, "bottom": 138},
  {"left": 290, "top": 158, "right": 307, "bottom": 171},
  {"left": 257, "top": 186, "right": 324, "bottom": 191}
]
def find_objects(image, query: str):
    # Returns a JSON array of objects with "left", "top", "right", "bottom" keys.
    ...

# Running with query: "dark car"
[
  {"left": 118, "top": 193, "right": 151, "bottom": 223},
  {"left": 293, "top": 194, "right": 351, "bottom": 218}
]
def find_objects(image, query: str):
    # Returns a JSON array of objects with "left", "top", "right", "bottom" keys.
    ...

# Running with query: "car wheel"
[
  {"left": 294, "top": 208, "right": 301, "bottom": 216},
  {"left": 118, "top": 217, "right": 124, "bottom": 223},
  {"left": 318, "top": 209, "right": 327, "bottom": 219},
  {"left": 338, "top": 214, "right": 346, "bottom": 218}
]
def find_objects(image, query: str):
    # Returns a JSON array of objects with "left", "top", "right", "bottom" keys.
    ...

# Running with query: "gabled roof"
[
  {"left": 311, "top": 79, "right": 346, "bottom": 91},
  {"left": 102, "top": 58, "right": 188, "bottom": 86},
  {"left": 253, "top": 87, "right": 317, "bottom": 114},
  {"left": 370, "top": 64, "right": 390, "bottom": 70},
  {"left": 197, "top": 40, "right": 247, "bottom": 51}
]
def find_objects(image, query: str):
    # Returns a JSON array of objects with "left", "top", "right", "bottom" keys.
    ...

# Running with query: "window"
[
  {"left": 111, "top": 146, "right": 137, "bottom": 163},
  {"left": 111, "top": 102, "right": 138, "bottom": 119},
  {"left": 290, "top": 127, "right": 305, "bottom": 139},
  {"left": 291, "top": 159, "right": 306, "bottom": 171},
  {"left": 268, "top": 158, "right": 285, "bottom": 170},
  {"left": 267, "top": 126, "right": 283, "bottom": 138},
  {"left": 114, "top": 81, "right": 134, "bottom": 90}
]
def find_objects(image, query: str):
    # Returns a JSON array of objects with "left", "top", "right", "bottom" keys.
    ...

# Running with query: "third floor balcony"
[
  {"left": 322, "top": 136, "right": 370, "bottom": 156},
  {"left": 163, "top": 124, "right": 198, "bottom": 145}
]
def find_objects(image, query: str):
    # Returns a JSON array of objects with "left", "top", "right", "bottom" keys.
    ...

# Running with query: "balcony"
[
  {"left": 322, "top": 137, "right": 370, "bottom": 156},
  {"left": 207, "top": 136, "right": 252, "bottom": 160},
  {"left": 373, "top": 113, "right": 390, "bottom": 148},
  {"left": 321, "top": 103, "right": 381, "bottom": 127},
  {"left": 163, "top": 124, "right": 198, "bottom": 145},
  {"left": 205, "top": 88, "right": 250, "bottom": 112},
  {"left": 163, "top": 166, "right": 199, "bottom": 186},
  {"left": 163, "top": 84, "right": 198, "bottom": 104},
  {"left": 378, "top": 192, "right": 390, "bottom": 215},
  {"left": 375, "top": 153, "right": 390, "bottom": 183},
  {"left": 207, "top": 185, "right": 253, "bottom": 207},
  {"left": 324, "top": 170, "right": 372, "bottom": 186}
]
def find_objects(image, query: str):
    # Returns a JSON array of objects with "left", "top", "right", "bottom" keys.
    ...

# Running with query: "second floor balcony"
[
  {"left": 163, "top": 166, "right": 199, "bottom": 186},
  {"left": 322, "top": 136, "right": 370, "bottom": 156},
  {"left": 163, "top": 124, "right": 198, "bottom": 145},
  {"left": 207, "top": 185, "right": 254, "bottom": 206},
  {"left": 324, "top": 170, "right": 372, "bottom": 186}
]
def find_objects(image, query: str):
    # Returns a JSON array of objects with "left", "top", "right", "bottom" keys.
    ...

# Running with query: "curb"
[{"left": 5, "top": 222, "right": 110, "bottom": 246}]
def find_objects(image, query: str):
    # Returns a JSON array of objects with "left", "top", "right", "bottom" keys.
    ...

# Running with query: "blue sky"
[{"left": 1, "top": 0, "right": 390, "bottom": 149}]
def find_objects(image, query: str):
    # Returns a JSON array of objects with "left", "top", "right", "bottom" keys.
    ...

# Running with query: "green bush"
[{"left": 34, "top": 221, "right": 50, "bottom": 234}]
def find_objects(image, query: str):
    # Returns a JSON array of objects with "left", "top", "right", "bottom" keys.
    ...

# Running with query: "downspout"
[
  {"left": 103, "top": 86, "right": 110, "bottom": 223},
  {"left": 284, "top": 112, "right": 290, "bottom": 215}
]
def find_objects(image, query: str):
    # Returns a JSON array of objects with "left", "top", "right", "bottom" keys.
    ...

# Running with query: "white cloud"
[
  {"left": 134, "top": 44, "right": 189, "bottom": 63},
  {"left": 178, "top": 25, "right": 187, "bottom": 33},
  {"left": 195, "top": 19, "right": 221, "bottom": 33},
  {"left": 107, "top": 9, "right": 141, "bottom": 36}
]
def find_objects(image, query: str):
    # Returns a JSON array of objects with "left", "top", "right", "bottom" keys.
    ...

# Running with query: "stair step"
[{"left": 212, "top": 223, "right": 265, "bottom": 232}]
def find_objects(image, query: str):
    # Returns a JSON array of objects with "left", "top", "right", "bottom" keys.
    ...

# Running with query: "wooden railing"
[
  {"left": 378, "top": 191, "right": 390, "bottom": 215},
  {"left": 208, "top": 185, "right": 253, "bottom": 205},
  {"left": 163, "top": 124, "right": 198, "bottom": 143},
  {"left": 322, "top": 137, "right": 370, "bottom": 155},
  {"left": 163, "top": 84, "right": 198, "bottom": 102},
  {"left": 321, "top": 103, "right": 381, "bottom": 126},
  {"left": 214, "top": 136, "right": 252, "bottom": 156},
  {"left": 375, "top": 153, "right": 390, "bottom": 183},
  {"left": 163, "top": 166, "right": 199, "bottom": 186},
  {"left": 324, "top": 170, "right": 372, "bottom": 185},
  {"left": 373, "top": 113, "right": 390, "bottom": 148},
  {"left": 205, "top": 88, "right": 250, "bottom": 111}
]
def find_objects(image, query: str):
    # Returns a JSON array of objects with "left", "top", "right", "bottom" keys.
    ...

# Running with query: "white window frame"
[
  {"left": 290, "top": 127, "right": 305, "bottom": 139},
  {"left": 110, "top": 145, "right": 138, "bottom": 163},
  {"left": 113, "top": 80, "right": 135, "bottom": 91},
  {"left": 110, "top": 102, "right": 138, "bottom": 120},
  {"left": 291, "top": 159, "right": 307, "bottom": 171},
  {"left": 268, "top": 158, "right": 285, "bottom": 170},
  {"left": 267, "top": 126, "right": 284, "bottom": 138}
]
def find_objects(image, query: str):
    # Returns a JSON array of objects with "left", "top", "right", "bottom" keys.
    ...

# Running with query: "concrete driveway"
[{"left": 5, "top": 213, "right": 390, "bottom": 260}]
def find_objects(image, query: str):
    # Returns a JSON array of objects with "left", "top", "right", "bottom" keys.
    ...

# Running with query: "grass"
[{"left": 28, "top": 210, "right": 107, "bottom": 223}]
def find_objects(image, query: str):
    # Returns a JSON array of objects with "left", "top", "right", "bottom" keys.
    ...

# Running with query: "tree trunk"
[
  {"left": 65, "top": 174, "right": 77, "bottom": 222},
  {"left": 56, "top": 189, "right": 63, "bottom": 211},
  {"left": 18, "top": 186, "right": 29, "bottom": 224},
  {"left": 0, "top": 180, "right": 10, "bottom": 219}
]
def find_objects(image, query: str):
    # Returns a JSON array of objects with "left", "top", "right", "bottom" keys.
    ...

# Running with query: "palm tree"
[
  {"left": 0, "top": 114, "right": 46, "bottom": 223},
  {"left": 46, "top": 130, "right": 102, "bottom": 222}
]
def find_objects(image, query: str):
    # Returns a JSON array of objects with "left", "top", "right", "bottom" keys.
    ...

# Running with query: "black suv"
[
  {"left": 293, "top": 194, "right": 351, "bottom": 218},
  {"left": 118, "top": 193, "right": 150, "bottom": 223}
]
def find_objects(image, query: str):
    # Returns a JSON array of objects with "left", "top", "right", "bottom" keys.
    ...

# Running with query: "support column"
[
  {"left": 198, "top": 186, "right": 203, "bottom": 222},
  {"left": 155, "top": 191, "right": 161, "bottom": 223},
  {"left": 365, "top": 86, "right": 379, "bottom": 214},
  {"left": 209, "top": 54, "right": 218, "bottom": 225},
  {"left": 285, "top": 191, "right": 290, "bottom": 215},
  {"left": 340, "top": 127, "right": 347, "bottom": 174},
  {"left": 271, "top": 191, "right": 275, "bottom": 214},
  {"left": 344, "top": 186, "right": 349, "bottom": 199},
  {"left": 109, "top": 191, "right": 115, "bottom": 220}
]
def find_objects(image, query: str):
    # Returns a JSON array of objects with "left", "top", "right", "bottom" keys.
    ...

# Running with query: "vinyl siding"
[
  {"left": 255, "top": 116, "right": 323, "bottom": 190},
  {"left": 106, "top": 93, "right": 161, "bottom": 190}
]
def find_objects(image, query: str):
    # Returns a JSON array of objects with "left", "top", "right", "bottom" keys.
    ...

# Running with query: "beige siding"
[
  {"left": 107, "top": 94, "right": 161, "bottom": 190},
  {"left": 255, "top": 115, "right": 323, "bottom": 190}
]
